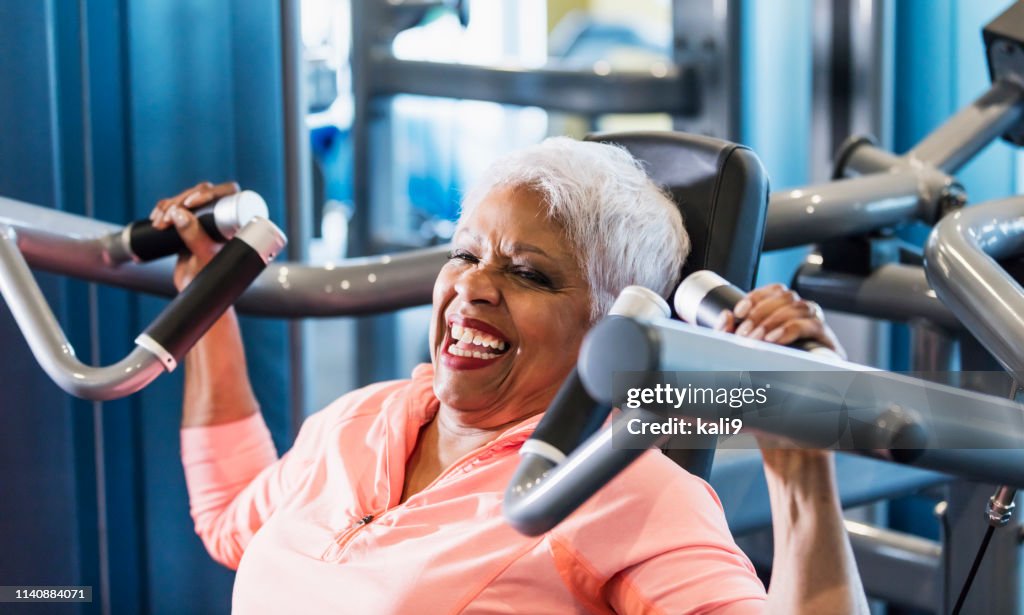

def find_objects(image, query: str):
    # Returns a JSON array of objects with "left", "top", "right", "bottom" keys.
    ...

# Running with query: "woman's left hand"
[{"left": 714, "top": 283, "right": 846, "bottom": 359}]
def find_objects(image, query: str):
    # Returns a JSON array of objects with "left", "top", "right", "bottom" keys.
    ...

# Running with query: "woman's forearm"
[
  {"left": 182, "top": 307, "right": 259, "bottom": 427},
  {"left": 762, "top": 451, "right": 870, "bottom": 614}
]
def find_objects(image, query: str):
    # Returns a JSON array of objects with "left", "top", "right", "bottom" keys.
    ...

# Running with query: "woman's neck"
[
  {"left": 430, "top": 403, "right": 540, "bottom": 463},
  {"left": 401, "top": 405, "right": 540, "bottom": 504}
]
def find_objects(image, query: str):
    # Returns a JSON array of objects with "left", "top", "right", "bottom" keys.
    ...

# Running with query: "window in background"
[
  {"left": 302, "top": 0, "right": 353, "bottom": 263},
  {"left": 301, "top": 0, "right": 700, "bottom": 402},
  {"left": 382, "top": 0, "right": 550, "bottom": 379},
  {"left": 301, "top": 0, "right": 358, "bottom": 411},
  {"left": 547, "top": 0, "right": 674, "bottom": 135},
  {"left": 381, "top": 0, "right": 549, "bottom": 250}
]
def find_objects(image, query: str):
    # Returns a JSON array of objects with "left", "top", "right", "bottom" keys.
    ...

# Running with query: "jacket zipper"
[
  {"left": 323, "top": 513, "right": 377, "bottom": 561},
  {"left": 323, "top": 436, "right": 526, "bottom": 562}
]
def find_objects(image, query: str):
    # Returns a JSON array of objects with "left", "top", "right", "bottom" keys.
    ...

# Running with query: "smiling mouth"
[{"left": 446, "top": 323, "right": 511, "bottom": 361}]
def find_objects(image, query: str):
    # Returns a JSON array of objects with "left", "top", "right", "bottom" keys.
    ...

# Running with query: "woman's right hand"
[
  {"left": 152, "top": 181, "right": 259, "bottom": 427},
  {"left": 149, "top": 181, "right": 240, "bottom": 290}
]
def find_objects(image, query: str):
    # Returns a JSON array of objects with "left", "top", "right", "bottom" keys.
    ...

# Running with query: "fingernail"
[
  {"left": 750, "top": 327, "right": 765, "bottom": 340},
  {"left": 715, "top": 310, "right": 729, "bottom": 330},
  {"left": 169, "top": 206, "right": 188, "bottom": 226},
  {"left": 183, "top": 193, "right": 198, "bottom": 207},
  {"left": 765, "top": 328, "right": 782, "bottom": 342},
  {"left": 735, "top": 299, "right": 751, "bottom": 317},
  {"left": 736, "top": 321, "right": 752, "bottom": 336}
]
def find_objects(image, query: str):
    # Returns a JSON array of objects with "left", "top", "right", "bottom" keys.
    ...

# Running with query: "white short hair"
[{"left": 459, "top": 136, "right": 690, "bottom": 321}]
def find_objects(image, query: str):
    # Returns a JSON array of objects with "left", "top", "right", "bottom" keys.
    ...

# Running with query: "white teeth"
[
  {"left": 448, "top": 323, "right": 508, "bottom": 351},
  {"left": 447, "top": 344, "right": 498, "bottom": 360}
]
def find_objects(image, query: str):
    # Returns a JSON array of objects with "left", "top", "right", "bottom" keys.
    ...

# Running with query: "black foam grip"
[
  {"left": 691, "top": 277, "right": 829, "bottom": 355},
  {"left": 697, "top": 285, "right": 746, "bottom": 327},
  {"left": 530, "top": 369, "right": 612, "bottom": 456},
  {"left": 127, "top": 212, "right": 227, "bottom": 262},
  {"left": 141, "top": 237, "right": 265, "bottom": 360}
]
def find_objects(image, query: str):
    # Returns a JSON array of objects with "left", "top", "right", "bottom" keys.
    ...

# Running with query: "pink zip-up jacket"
[{"left": 181, "top": 364, "right": 766, "bottom": 613}]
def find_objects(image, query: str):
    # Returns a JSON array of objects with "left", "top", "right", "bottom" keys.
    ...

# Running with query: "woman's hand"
[
  {"left": 711, "top": 282, "right": 843, "bottom": 457},
  {"left": 713, "top": 283, "right": 846, "bottom": 359},
  {"left": 718, "top": 286, "right": 869, "bottom": 612},
  {"left": 148, "top": 181, "right": 240, "bottom": 290},
  {"left": 149, "top": 181, "right": 258, "bottom": 427}
]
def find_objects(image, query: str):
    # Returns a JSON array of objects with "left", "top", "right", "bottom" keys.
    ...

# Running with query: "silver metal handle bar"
[
  {"left": 0, "top": 195, "right": 447, "bottom": 318},
  {"left": 925, "top": 195, "right": 1024, "bottom": 378},
  {"left": 505, "top": 314, "right": 1024, "bottom": 535},
  {"left": 0, "top": 219, "right": 286, "bottom": 400},
  {"left": 767, "top": 79, "right": 1024, "bottom": 251}
]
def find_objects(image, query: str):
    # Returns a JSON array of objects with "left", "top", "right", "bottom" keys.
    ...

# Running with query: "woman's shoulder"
[
  {"left": 545, "top": 450, "right": 747, "bottom": 585},
  {"left": 552, "top": 449, "right": 731, "bottom": 546},
  {"left": 291, "top": 364, "right": 436, "bottom": 450},
  {"left": 588, "top": 449, "right": 724, "bottom": 517}
]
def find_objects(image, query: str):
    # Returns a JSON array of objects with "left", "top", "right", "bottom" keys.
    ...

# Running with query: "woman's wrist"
[
  {"left": 762, "top": 448, "right": 869, "bottom": 613},
  {"left": 762, "top": 450, "right": 843, "bottom": 538},
  {"left": 761, "top": 448, "right": 834, "bottom": 485},
  {"left": 181, "top": 307, "right": 260, "bottom": 427}
]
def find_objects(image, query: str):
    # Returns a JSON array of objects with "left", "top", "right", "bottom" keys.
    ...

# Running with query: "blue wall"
[
  {"left": 888, "top": 0, "right": 1018, "bottom": 371},
  {"left": 740, "top": 0, "right": 814, "bottom": 285},
  {"left": 741, "top": 0, "right": 1020, "bottom": 285},
  {"left": 0, "top": 5, "right": 94, "bottom": 614},
  {"left": 0, "top": 1, "right": 292, "bottom": 612},
  {"left": 894, "top": 0, "right": 1018, "bottom": 200}
]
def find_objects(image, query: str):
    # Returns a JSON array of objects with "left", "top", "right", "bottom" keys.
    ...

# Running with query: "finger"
[
  {"left": 735, "top": 292, "right": 798, "bottom": 336},
  {"left": 155, "top": 181, "right": 229, "bottom": 229},
  {"left": 208, "top": 181, "right": 240, "bottom": 201},
  {"left": 806, "top": 300, "right": 824, "bottom": 322},
  {"left": 766, "top": 317, "right": 848, "bottom": 359},
  {"left": 150, "top": 198, "right": 171, "bottom": 223},
  {"left": 182, "top": 180, "right": 239, "bottom": 209},
  {"left": 770, "top": 317, "right": 847, "bottom": 354},
  {"left": 168, "top": 206, "right": 218, "bottom": 263},
  {"left": 714, "top": 310, "right": 736, "bottom": 333},
  {"left": 756, "top": 302, "right": 816, "bottom": 338},
  {"left": 733, "top": 283, "right": 786, "bottom": 319},
  {"left": 151, "top": 187, "right": 201, "bottom": 223},
  {"left": 763, "top": 319, "right": 823, "bottom": 347},
  {"left": 165, "top": 180, "right": 240, "bottom": 228},
  {"left": 153, "top": 183, "right": 208, "bottom": 229}
]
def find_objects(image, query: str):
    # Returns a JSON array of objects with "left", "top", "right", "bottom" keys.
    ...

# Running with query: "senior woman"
[{"left": 152, "top": 137, "right": 867, "bottom": 614}]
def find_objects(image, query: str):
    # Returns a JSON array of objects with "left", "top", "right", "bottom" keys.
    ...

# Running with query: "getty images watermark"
[{"left": 609, "top": 370, "right": 1024, "bottom": 450}]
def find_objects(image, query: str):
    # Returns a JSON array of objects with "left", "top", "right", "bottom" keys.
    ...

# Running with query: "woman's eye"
[
  {"left": 513, "top": 267, "right": 552, "bottom": 287},
  {"left": 448, "top": 250, "right": 478, "bottom": 263}
]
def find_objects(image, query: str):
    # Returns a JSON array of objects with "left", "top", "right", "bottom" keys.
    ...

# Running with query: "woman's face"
[{"left": 430, "top": 185, "right": 592, "bottom": 425}]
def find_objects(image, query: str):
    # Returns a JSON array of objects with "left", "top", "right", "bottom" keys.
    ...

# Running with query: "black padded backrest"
[
  {"left": 584, "top": 131, "right": 769, "bottom": 292},
  {"left": 584, "top": 131, "right": 770, "bottom": 480}
]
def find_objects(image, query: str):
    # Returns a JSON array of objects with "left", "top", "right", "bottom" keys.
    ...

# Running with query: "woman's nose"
[{"left": 454, "top": 266, "right": 500, "bottom": 305}]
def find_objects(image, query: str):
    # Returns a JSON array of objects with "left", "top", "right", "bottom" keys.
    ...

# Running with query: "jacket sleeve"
[
  {"left": 180, "top": 410, "right": 325, "bottom": 569},
  {"left": 180, "top": 374, "right": 422, "bottom": 570}
]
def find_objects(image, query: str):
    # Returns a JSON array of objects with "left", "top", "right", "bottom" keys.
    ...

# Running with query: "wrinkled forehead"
[
  {"left": 455, "top": 185, "right": 566, "bottom": 243},
  {"left": 457, "top": 183, "right": 553, "bottom": 222}
]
